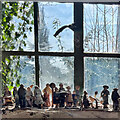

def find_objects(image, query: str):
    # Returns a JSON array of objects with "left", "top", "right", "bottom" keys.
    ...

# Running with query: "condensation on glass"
[
  {"left": 84, "top": 57, "right": 120, "bottom": 98},
  {"left": 38, "top": 2, "right": 74, "bottom": 52},
  {"left": 84, "top": 4, "right": 120, "bottom": 53},
  {"left": 39, "top": 56, "right": 74, "bottom": 91}
]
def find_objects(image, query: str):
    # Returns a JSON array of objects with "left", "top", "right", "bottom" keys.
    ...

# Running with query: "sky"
[{"left": 38, "top": 2, "right": 74, "bottom": 52}]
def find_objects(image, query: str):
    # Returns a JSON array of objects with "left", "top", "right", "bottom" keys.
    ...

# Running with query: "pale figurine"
[{"left": 34, "top": 86, "right": 44, "bottom": 108}]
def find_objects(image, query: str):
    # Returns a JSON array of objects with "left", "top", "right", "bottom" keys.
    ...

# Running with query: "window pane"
[
  {"left": 2, "top": 2, "right": 34, "bottom": 51},
  {"left": 84, "top": 57, "right": 120, "bottom": 97},
  {"left": 38, "top": 2, "right": 74, "bottom": 52},
  {"left": 39, "top": 56, "right": 74, "bottom": 91},
  {"left": 19, "top": 56, "right": 35, "bottom": 87},
  {"left": 84, "top": 4, "right": 120, "bottom": 53},
  {"left": 3, "top": 56, "right": 35, "bottom": 88}
]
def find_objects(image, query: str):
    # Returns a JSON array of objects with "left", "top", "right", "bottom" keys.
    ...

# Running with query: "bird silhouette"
[{"left": 53, "top": 23, "right": 77, "bottom": 37}]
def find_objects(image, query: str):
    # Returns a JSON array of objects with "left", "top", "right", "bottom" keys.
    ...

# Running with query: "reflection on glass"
[
  {"left": 38, "top": 2, "right": 74, "bottom": 52},
  {"left": 39, "top": 56, "right": 74, "bottom": 91},
  {"left": 84, "top": 57, "right": 120, "bottom": 97},
  {"left": 84, "top": 4, "right": 120, "bottom": 53}
]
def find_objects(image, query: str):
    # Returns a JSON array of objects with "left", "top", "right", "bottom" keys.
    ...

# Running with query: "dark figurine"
[
  {"left": 18, "top": 84, "right": 26, "bottom": 108},
  {"left": 101, "top": 85, "right": 110, "bottom": 109},
  {"left": 58, "top": 83, "right": 65, "bottom": 107},
  {"left": 111, "top": 88, "right": 119, "bottom": 111},
  {"left": 53, "top": 87, "right": 59, "bottom": 108},
  {"left": 83, "top": 91, "right": 90, "bottom": 108}
]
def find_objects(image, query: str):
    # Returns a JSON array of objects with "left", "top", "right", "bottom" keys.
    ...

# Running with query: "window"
[
  {"left": 84, "top": 4, "right": 120, "bottom": 53},
  {"left": 2, "top": 2, "right": 34, "bottom": 51},
  {"left": 2, "top": 2, "right": 120, "bottom": 96},
  {"left": 84, "top": 57, "right": 119, "bottom": 96},
  {"left": 3, "top": 56, "right": 35, "bottom": 88},
  {"left": 38, "top": 2, "right": 74, "bottom": 52},
  {"left": 83, "top": 3, "right": 120, "bottom": 96},
  {"left": 39, "top": 56, "right": 74, "bottom": 90}
]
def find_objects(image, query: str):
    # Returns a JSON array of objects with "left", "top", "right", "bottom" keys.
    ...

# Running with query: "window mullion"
[
  {"left": 74, "top": 2, "right": 84, "bottom": 93},
  {"left": 34, "top": 2, "right": 39, "bottom": 86}
]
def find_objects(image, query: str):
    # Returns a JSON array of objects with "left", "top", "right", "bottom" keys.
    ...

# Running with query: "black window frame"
[{"left": 2, "top": 2, "right": 120, "bottom": 92}]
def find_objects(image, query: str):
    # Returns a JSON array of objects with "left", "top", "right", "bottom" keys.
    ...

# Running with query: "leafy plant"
[{"left": 2, "top": 2, "right": 34, "bottom": 90}]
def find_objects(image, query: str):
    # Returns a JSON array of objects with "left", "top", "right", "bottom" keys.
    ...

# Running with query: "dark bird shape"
[{"left": 54, "top": 23, "right": 76, "bottom": 37}]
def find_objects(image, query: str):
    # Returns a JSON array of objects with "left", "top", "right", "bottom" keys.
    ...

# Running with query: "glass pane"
[
  {"left": 39, "top": 56, "right": 74, "bottom": 91},
  {"left": 38, "top": 2, "right": 74, "bottom": 52},
  {"left": 84, "top": 4, "right": 120, "bottom": 53},
  {"left": 19, "top": 56, "right": 35, "bottom": 87},
  {"left": 2, "top": 2, "right": 34, "bottom": 51},
  {"left": 84, "top": 57, "right": 120, "bottom": 99},
  {"left": 3, "top": 56, "right": 35, "bottom": 89}
]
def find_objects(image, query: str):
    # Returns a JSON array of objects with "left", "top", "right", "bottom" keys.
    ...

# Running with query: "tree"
[{"left": 38, "top": 6, "right": 49, "bottom": 51}]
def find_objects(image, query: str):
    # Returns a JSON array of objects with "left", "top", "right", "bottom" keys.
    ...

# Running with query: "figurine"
[
  {"left": 72, "top": 91, "right": 78, "bottom": 107},
  {"left": 83, "top": 91, "right": 90, "bottom": 108},
  {"left": 66, "top": 86, "right": 73, "bottom": 107},
  {"left": 26, "top": 87, "right": 33, "bottom": 107},
  {"left": 18, "top": 84, "right": 26, "bottom": 108},
  {"left": 34, "top": 86, "right": 44, "bottom": 108},
  {"left": 43, "top": 84, "right": 52, "bottom": 107},
  {"left": 111, "top": 88, "right": 119, "bottom": 111},
  {"left": 13, "top": 87, "right": 19, "bottom": 108},
  {"left": 58, "top": 83, "right": 65, "bottom": 107},
  {"left": 101, "top": 85, "right": 110, "bottom": 109}
]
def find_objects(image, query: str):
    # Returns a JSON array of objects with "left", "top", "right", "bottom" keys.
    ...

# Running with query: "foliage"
[{"left": 2, "top": 2, "right": 34, "bottom": 90}]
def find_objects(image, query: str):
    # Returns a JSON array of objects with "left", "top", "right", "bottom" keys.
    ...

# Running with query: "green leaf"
[
  {"left": 31, "top": 20, "right": 34, "bottom": 24},
  {"left": 8, "top": 85, "right": 14, "bottom": 91},
  {"left": 5, "top": 58, "right": 10, "bottom": 63},
  {"left": 10, "top": 45, "right": 15, "bottom": 50},
  {"left": 10, "top": 24, "right": 15, "bottom": 31},
  {"left": 16, "top": 79, "right": 20, "bottom": 87},
  {"left": 23, "top": 34, "right": 27, "bottom": 38},
  {"left": 29, "top": 26, "right": 32, "bottom": 32},
  {"left": 15, "top": 32, "right": 20, "bottom": 38},
  {"left": 23, "top": 41, "right": 26, "bottom": 46}
]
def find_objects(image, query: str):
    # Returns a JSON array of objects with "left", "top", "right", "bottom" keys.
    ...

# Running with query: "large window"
[{"left": 2, "top": 2, "right": 120, "bottom": 95}]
